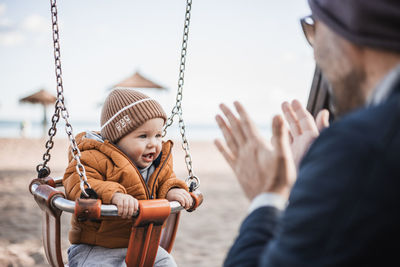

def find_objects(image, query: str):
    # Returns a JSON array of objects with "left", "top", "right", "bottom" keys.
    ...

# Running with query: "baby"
[{"left": 63, "top": 89, "right": 192, "bottom": 267}]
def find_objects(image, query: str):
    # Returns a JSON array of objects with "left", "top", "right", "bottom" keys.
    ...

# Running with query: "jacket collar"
[{"left": 153, "top": 152, "right": 162, "bottom": 168}]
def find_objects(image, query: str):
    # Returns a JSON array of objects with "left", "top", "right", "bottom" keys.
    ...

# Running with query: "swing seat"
[{"left": 29, "top": 176, "right": 203, "bottom": 267}]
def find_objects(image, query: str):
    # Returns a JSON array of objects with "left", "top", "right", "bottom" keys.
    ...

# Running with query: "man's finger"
[
  {"left": 282, "top": 101, "right": 302, "bottom": 136},
  {"left": 292, "top": 99, "right": 318, "bottom": 133},
  {"left": 316, "top": 109, "right": 330, "bottom": 132},
  {"left": 234, "top": 101, "right": 274, "bottom": 151},
  {"left": 234, "top": 101, "right": 259, "bottom": 139},
  {"left": 216, "top": 115, "right": 238, "bottom": 155},
  {"left": 272, "top": 115, "right": 292, "bottom": 157},
  {"left": 214, "top": 139, "right": 235, "bottom": 169},
  {"left": 288, "top": 130, "right": 294, "bottom": 144},
  {"left": 219, "top": 104, "right": 246, "bottom": 145}
]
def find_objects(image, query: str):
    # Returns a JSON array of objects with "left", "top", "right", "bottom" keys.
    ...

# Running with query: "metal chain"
[
  {"left": 36, "top": 0, "right": 91, "bottom": 196},
  {"left": 163, "top": 0, "right": 199, "bottom": 191},
  {"left": 38, "top": 0, "right": 198, "bottom": 193}
]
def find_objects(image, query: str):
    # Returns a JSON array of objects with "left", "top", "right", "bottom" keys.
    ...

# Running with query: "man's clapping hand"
[
  {"left": 282, "top": 100, "right": 329, "bottom": 168},
  {"left": 215, "top": 101, "right": 296, "bottom": 201}
]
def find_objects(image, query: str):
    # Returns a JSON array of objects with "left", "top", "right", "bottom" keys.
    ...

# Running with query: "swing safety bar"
[{"left": 29, "top": 177, "right": 203, "bottom": 217}]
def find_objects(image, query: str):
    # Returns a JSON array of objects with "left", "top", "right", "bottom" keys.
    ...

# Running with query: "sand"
[{"left": 0, "top": 137, "right": 249, "bottom": 267}]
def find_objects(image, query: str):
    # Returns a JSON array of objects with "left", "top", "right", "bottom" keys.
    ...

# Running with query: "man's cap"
[{"left": 308, "top": 0, "right": 400, "bottom": 53}]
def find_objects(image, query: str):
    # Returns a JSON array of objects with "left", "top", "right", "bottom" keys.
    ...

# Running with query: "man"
[{"left": 215, "top": 0, "right": 400, "bottom": 266}]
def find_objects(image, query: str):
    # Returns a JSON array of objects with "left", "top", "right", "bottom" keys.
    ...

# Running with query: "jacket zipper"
[{"left": 149, "top": 145, "right": 172, "bottom": 199}]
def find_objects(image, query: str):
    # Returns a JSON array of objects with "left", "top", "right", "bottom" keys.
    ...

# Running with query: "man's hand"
[
  {"left": 214, "top": 101, "right": 296, "bottom": 201},
  {"left": 282, "top": 100, "right": 329, "bottom": 168},
  {"left": 166, "top": 188, "right": 193, "bottom": 210},
  {"left": 111, "top": 192, "right": 139, "bottom": 219}
]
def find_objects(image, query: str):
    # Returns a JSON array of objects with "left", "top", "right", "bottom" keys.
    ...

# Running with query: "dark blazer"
[{"left": 224, "top": 82, "right": 400, "bottom": 266}]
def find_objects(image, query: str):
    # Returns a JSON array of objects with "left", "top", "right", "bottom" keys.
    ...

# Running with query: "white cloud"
[
  {"left": 95, "top": 25, "right": 112, "bottom": 36},
  {"left": 22, "top": 14, "right": 48, "bottom": 33},
  {"left": 0, "top": 31, "right": 24, "bottom": 46},
  {"left": 0, "top": 3, "right": 10, "bottom": 27},
  {"left": 0, "top": 3, "right": 6, "bottom": 17},
  {"left": 0, "top": 14, "right": 50, "bottom": 47},
  {"left": 282, "top": 52, "right": 296, "bottom": 62},
  {"left": 0, "top": 17, "right": 11, "bottom": 27}
]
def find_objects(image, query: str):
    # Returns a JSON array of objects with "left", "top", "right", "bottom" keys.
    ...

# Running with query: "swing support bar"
[{"left": 126, "top": 200, "right": 171, "bottom": 267}]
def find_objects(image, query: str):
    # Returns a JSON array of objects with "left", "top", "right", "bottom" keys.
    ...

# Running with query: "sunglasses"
[{"left": 300, "top": 15, "right": 315, "bottom": 46}]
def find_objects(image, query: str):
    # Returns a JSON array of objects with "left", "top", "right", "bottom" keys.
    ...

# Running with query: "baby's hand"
[
  {"left": 111, "top": 192, "right": 139, "bottom": 219},
  {"left": 166, "top": 188, "right": 193, "bottom": 210}
]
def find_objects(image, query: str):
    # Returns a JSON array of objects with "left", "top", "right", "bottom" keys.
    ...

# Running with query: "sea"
[{"left": 0, "top": 120, "right": 272, "bottom": 141}]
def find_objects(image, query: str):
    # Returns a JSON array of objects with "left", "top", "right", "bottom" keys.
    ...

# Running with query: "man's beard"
[{"left": 328, "top": 69, "right": 367, "bottom": 118}]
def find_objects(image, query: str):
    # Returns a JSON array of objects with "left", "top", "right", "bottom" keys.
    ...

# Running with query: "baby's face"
[{"left": 116, "top": 118, "right": 164, "bottom": 169}]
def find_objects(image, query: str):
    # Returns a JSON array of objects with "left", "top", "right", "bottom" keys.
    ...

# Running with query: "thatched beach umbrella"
[
  {"left": 20, "top": 89, "right": 56, "bottom": 136},
  {"left": 113, "top": 71, "right": 165, "bottom": 90}
]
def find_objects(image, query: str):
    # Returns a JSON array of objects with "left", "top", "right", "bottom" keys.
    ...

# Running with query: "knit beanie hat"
[
  {"left": 308, "top": 0, "right": 400, "bottom": 53},
  {"left": 100, "top": 89, "right": 167, "bottom": 143}
]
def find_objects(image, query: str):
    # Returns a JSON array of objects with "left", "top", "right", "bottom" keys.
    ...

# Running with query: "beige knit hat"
[{"left": 100, "top": 89, "right": 167, "bottom": 143}]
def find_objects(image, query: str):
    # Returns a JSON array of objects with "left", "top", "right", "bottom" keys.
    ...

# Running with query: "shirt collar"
[{"left": 367, "top": 63, "right": 400, "bottom": 106}]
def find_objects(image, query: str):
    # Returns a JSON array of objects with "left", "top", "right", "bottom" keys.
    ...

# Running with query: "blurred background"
[
  {"left": 0, "top": 0, "right": 313, "bottom": 266},
  {"left": 0, "top": 0, "right": 313, "bottom": 139}
]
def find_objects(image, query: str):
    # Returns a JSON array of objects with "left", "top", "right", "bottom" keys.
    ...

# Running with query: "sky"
[{"left": 0, "top": 0, "right": 314, "bottom": 134}]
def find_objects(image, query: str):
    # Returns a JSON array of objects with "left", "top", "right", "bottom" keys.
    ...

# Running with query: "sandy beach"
[{"left": 0, "top": 137, "right": 249, "bottom": 267}]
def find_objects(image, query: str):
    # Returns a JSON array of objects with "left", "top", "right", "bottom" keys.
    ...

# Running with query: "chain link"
[
  {"left": 37, "top": 0, "right": 90, "bottom": 197},
  {"left": 163, "top": 0, "right": 199, "bottom": 190},
  {"left": 38, "top": 0, "right": 198, "bottom": 193}
]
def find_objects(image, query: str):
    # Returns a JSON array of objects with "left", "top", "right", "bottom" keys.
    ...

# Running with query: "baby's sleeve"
[{"left": 62, "top": 150, "right": 127, "bottom": 204}]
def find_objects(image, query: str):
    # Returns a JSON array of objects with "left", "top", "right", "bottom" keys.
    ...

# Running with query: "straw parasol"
[
  {"left": 20, "top": 89, "right": 56, "bottom": 136},
  {"left": 113, "top": 71, "right": 166, "bottom": 90}
]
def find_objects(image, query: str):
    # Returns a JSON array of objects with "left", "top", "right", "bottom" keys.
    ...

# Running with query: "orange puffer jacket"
[{"left": 62, "top": 132, "right": 188, "bottom": 248}]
